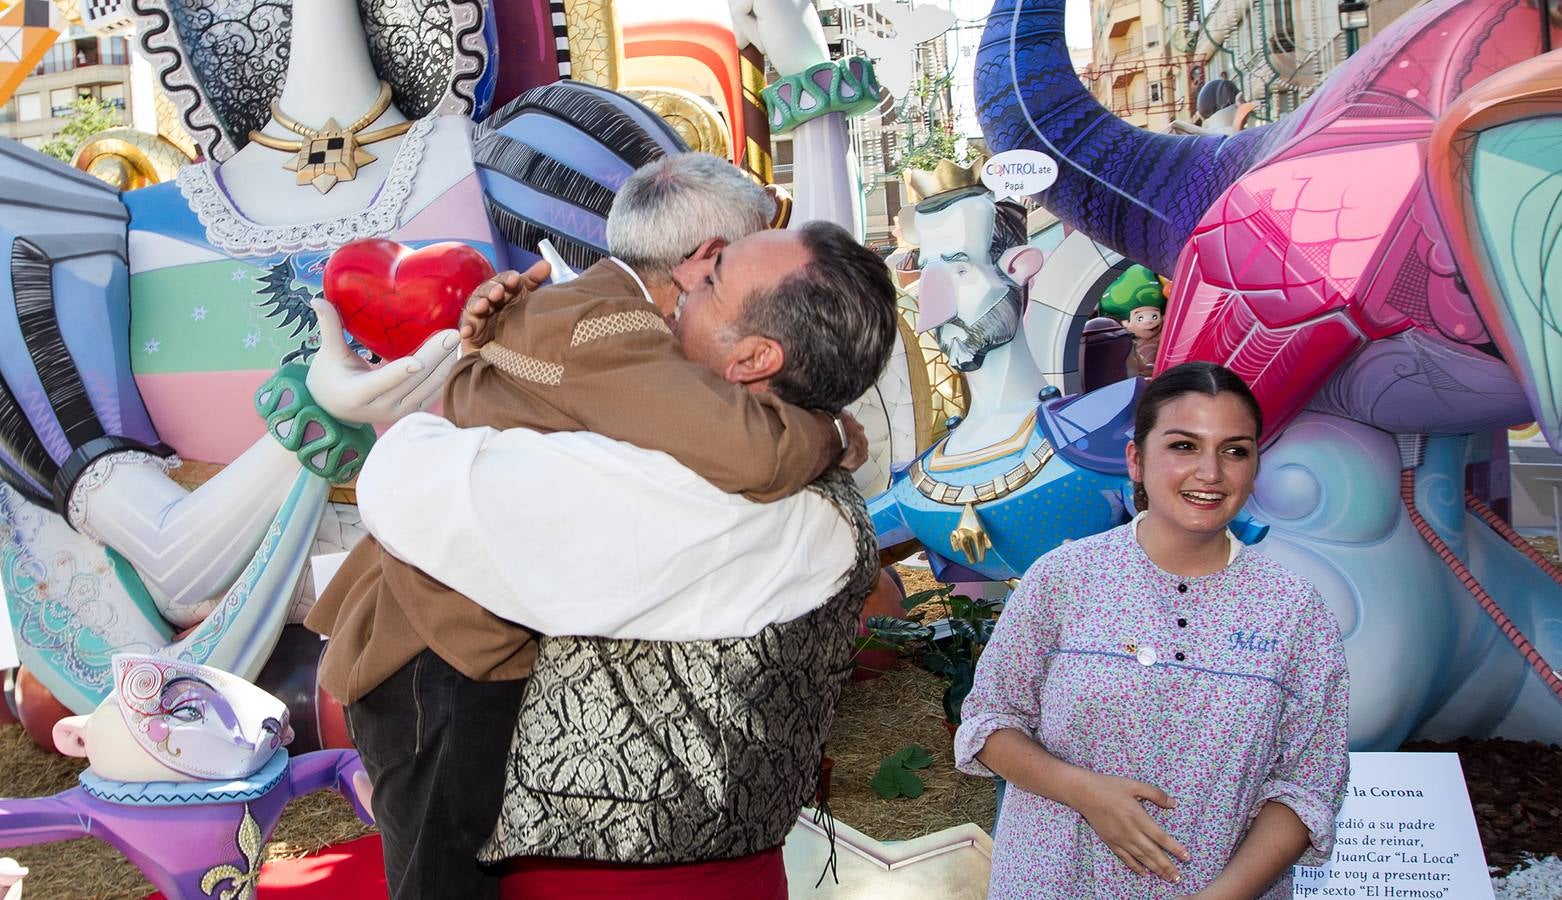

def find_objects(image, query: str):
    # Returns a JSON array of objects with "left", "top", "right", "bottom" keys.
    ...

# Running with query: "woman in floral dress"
[{"left": 956, "top": 362, "right": 1350, "bottom": 898}]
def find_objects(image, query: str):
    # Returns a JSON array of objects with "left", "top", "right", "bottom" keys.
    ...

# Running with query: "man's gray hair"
[{"left": 606, "top": 152, "right": 772, "bottom": 280}]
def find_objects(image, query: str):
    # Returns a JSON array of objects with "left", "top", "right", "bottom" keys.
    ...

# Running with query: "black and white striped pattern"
[
  {"left": 82, "top": 0, "right": 135, "bottom": 32},
  {"left": 551, "top": 0, "right": 570, "bottom": 78},
  {"left": 474, "top": 81, "right": 690, "bottom": 271}
]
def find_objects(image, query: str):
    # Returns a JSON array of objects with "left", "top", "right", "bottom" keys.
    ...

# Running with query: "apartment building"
[
  {"left": 1085, "top": 0, "right": 1181, "bottom": 129},
  {"left": 0, "top": 26, "right": 132, "bottom": 150}
]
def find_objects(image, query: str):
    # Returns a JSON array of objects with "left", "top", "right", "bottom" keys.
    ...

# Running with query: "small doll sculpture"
[
  {"left": 1099, "top": 264, "right": 1169, "bottom": 377},
  {"left": 0, "top": 655, "right": 373, "bottom": 900}
]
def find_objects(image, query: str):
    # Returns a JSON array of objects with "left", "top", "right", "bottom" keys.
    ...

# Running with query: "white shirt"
[{"left": 355, "top": 413, "right": 857, "bottom": 640}]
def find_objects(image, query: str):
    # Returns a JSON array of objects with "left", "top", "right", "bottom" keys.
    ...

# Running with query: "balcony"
[{"left": 33, "top": 37, "right": 130, "bottom": 76}]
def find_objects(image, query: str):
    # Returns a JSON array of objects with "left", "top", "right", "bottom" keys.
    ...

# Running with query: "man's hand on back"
[
  {"left": 460, "top": 260, "right": 550, "bottom": 354},
  {"left": 837, "top": 412, "right": 868, "bottom": 471}
]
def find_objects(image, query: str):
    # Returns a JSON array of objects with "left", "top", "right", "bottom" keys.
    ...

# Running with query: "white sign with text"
[
  {"left": 1293, "top": 752, "right": 1492, "bottom": 899},
  {"left": 980, "top": 149, "right": 1058, "bottom": 201}
]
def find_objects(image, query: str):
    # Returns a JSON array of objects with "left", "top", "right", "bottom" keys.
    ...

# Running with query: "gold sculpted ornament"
[
  {"left": 949, "top": 502, "right": 992, "bottom": 565},
  {"left": 246, "top": 82, "right": 413, "bottom": 193}
]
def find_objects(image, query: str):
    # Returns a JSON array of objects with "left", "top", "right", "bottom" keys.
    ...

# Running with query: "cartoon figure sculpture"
[
  {"left": 888, "top": 0, "right": 1562, "bottom": 748},
  {"left": 1168, "top": 78, "right": 1258, "bottom": 137},
  {"left": 871, "top": 187, "right": 1134, "bottom": 581},
  {"left": 0, "top": 655, "right": 372, "bottom": 900},
  {"left": 1097, "top": 264, "right": 1166, "bottom": 377}
]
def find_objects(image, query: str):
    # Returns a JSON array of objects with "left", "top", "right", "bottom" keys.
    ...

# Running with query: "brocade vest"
[{"left": 477, "top": 469, "right": 877, "bottom": 864}]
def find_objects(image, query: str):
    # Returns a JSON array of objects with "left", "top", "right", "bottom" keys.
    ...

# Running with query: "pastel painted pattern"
[{"left": 955, "top": 523, "right": 1350, "bottom": 898}]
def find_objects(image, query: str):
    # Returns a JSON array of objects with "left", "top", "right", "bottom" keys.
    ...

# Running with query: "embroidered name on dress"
[
  {"left": 570, "top": 310, "right": 671, "bottom": 347},
  {"left": 1229, "top": 631, "right": 1281, "bottom": 653},
  {"left": 479, "top": 343, "right": 563, "bottom": 386}
]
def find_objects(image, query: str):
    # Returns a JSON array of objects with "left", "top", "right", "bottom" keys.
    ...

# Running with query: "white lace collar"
[{"left": 176, "top": 115, "right": 436, "bottom": 258}]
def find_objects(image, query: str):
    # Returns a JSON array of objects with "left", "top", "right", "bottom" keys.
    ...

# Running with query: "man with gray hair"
[
  {"left": 606, "top": 151, "right": 774, "bottom": 281},
  {"left": 309, "top": 150, "right": 870, "bottom": 899}
]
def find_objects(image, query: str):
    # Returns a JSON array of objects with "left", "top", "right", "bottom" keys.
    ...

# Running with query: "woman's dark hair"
[{"left": 1131, "top": 362, "right": 1263, "bottom": 510}]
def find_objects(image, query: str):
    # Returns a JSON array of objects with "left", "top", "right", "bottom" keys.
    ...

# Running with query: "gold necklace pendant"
[
  {"left": 282, "top": 118, "right": 378, "bottom": 194},
  {"left": 249, "top": 82, "right": 411, "bottom": 195}
]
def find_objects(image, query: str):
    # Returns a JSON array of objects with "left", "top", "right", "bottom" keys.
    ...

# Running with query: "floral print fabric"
[{"left": 956, "top": 522, "right": 1350, "bottom": 898}]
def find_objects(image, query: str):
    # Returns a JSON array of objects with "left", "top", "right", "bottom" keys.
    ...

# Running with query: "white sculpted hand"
[
  {"left": 730, "top": 0, "right": 831, "bottom": 76},
  {"left": 306, "top": 299, "right": 460, "bottom": 425}
]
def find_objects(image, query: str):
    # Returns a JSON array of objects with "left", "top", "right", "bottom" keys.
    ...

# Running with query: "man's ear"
[
  {"left": 724, "top": 335, "right": 785, "bottom": 385},
  {"left": 689, "top": 236, "right": 727, "bottom": 261}
]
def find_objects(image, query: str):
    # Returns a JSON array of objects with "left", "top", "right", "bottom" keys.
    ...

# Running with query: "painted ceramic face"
[
  {"left": 913, "top": 195, "right": 1010, "bottom": 332},
  {"left": 1125, "top": 306, "right": 1163, "bottom": 340},
  {"left": 913, "top": 195, "right": 1023, "bottom": 371},
  {"left": 1126, "top": 392, "right": 1259, "bottom": 539},
  {"left": 56, "top": 655, "right": 293, "bottom": 782}
]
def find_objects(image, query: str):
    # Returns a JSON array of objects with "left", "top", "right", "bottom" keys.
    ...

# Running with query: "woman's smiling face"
[{"left": 1126, "top": 391, "right": 1259, "bottom": 537}]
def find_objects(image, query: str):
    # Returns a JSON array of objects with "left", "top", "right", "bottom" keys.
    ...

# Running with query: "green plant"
[
  {"left": 870, "top": 744, "right": 933, "bottom": 799},
  {"left": 41, "top": 96, "right": 125, "bottom": 164},
  {"left": 866, "top": 585, "right": 1001, "bottom": 725},
  {"left": 893, "top": 126, "right": 963, "bottom": 174}
]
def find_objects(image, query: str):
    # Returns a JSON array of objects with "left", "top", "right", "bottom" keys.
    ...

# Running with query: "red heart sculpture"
[{"left": 323, "top": 239, "right": 496, "bottom": 360}]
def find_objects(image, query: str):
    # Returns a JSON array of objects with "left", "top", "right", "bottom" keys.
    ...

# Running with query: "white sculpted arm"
[
  {"left": 792, "top": 115, "right": 862, "bottom": 236},
  {"left": 71, "top": 304, "right": 459, "bottom": 627},
  {"left": 71, "top": 444, "right": 302, "bottom": 627},
  {"left": 731, "top": 0, "right": 862, "bottom": 237}
]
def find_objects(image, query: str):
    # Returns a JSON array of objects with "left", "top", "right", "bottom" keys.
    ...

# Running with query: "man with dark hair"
[
  {"left": 723, "top": 220, "right": 902, "bottom": 413},
  {"left": 674, "top": 220, "right": 898, "bottom": 413},
  {"left": 353, "top": 219, "right": 899, "bottom": 896}
]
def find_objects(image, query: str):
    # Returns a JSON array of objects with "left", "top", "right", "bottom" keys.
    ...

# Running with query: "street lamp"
[{"left": 1339, "top": 1, "right": 1370, "bottom": 57}]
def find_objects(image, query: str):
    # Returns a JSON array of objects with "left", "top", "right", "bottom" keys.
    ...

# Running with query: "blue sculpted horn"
[{"left": 975, "top": 0, "right": 1291, "bottom": 273}]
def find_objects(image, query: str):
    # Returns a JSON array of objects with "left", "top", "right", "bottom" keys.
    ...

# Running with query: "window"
[
  {"left": 19, "top": 136, "right": 42, "bottom": 150},
  {"left": 101, "top": 83, "right": 126, "bottom": 110},
  {"left": 101, "top": 37, "right": 129, "bottom": 66},
  {"left": 50, "top": 88, "right": 77, "bottom": 118},
  {"left": 1270, "top": 0, "right": 1295, "bottom": 37},
  {"left": 1150, "top": 83, "right": 1162, "bottom": 103},
  {"left": 1145, "top": 24, "right": 1161, "bottom": 48},
  {"left": 0, "top": 102, "right": 14, "bottom": 124},
  {"left": 36, "top": 43, "right": 71, "bottom": 74},
  {"left": 17, "top": 93, "right": 41, "bottom": 122},
  {"left": 774, "top": 138, "right": 794, "bottom": 168}
]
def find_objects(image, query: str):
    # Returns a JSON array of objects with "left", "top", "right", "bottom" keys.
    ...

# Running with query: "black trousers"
[{"left": 345, "top": 650, "right": 527, "bottom": 900}]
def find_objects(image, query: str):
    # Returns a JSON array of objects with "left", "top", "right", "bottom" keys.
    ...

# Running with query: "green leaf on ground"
[
  {"left": 892, "top": 744, "right": 932, "bottom": 769},
  {"left": 870, "top": 763, "right": 902, "bottom": 799}
]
